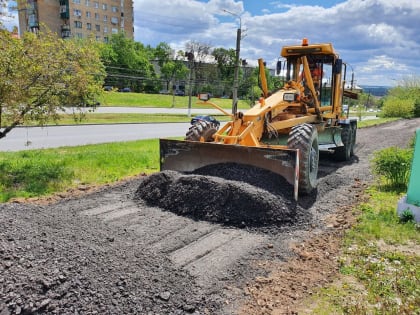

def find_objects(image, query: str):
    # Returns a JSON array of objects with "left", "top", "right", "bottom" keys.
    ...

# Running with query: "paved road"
[
  {"left": 0, "top": 107, "right": 227, "bottom": 152},
  {"left": 0, "top": 123, "right": 190, "bottom": 152}
]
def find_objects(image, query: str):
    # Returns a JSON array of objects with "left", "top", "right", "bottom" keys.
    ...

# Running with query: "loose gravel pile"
[
  {"left": 0, "top": 199, "right": 219, "bottom": 315},
  {"left": 135, "top": 164, "right": 299, "bottom": 228}
]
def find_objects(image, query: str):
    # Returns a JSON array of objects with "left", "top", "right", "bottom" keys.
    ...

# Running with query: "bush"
[
  {"left": 372, "top": 147, "right": 413, "bottom": 190},
  {"left": 399, "top": 208, "right": 415, "bottom": 223},
  {"left": 413, "top": 98, "right": 420, "bottom": 117},
  {"left": 382, "top": 97, "right": 414, "bottom": 118}
]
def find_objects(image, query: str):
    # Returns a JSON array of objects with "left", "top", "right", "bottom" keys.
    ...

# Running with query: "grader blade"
[{"left": 160, "top": 139, "right": 300, "bottom": 200}]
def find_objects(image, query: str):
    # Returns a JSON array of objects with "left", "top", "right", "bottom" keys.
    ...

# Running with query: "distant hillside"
[{"left": 359, "top": 85, "right": 390, "bottom": 97}]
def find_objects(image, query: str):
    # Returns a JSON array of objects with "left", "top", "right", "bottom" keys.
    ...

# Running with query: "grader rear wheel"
[
  {"left": 287, "top": 123, "right": 319, "bottom": 194},
  {"left": 350, "top": 121, "right": 357, "bottom": 155},
  {"left": 333, "top": 124, "right": 352, "bottom": 161}
]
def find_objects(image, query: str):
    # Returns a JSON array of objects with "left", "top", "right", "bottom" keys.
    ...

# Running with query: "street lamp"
[{"left": 223, "top": 9, "right": 242, "bottom": 114}]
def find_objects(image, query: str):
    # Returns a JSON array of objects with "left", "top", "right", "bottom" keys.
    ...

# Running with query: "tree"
[
  {"left": 212, "top": 47, "right": 236, "bottom": 81},
  {"left": 99, "top": 33, "right": 156, "bottom": 92},
  {"left": 212, "top": 47, "right": 236, "bottom": 96},
  {"left": 161, "top": 60, "right": 188, "bottom": 90},
  {"left": 154, "top": 42, "right": 188, "bottom": 96},
  {"left": 183, "top": 40, "right": 213, "bottom": 94},
  {"left": 154, "top": 42, "right": 172, "bottom": 68},
  {"left": 0, "top": 28, "right": 106, "bottom": 139}
]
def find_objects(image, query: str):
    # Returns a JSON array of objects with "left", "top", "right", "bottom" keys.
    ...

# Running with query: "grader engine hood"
[{"left": 160, "top": 139, "right": 300, "bottom": 200}]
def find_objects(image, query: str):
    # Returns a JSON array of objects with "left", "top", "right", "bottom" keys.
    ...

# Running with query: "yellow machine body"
[{"left": 160, "top": 39, "right": 358, "bottom": 199}]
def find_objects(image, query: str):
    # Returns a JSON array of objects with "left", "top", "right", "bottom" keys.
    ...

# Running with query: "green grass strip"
[
  {"left": 98, "top": 91, "right": 250, "bottom": 109},
  {"left": 0, "top": 139, "right": 159, "bottom": 202},
  {"left": 302, "top": 186, "right": 420, "bottom": 314}
]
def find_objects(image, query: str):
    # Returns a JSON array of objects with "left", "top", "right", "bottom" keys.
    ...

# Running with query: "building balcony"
[{"left": 61, "top": 24, "right": 71, "bottom": 38}]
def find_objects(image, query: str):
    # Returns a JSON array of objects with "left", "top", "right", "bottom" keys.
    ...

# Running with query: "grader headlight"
[
  {"left": 283, "top": 93, "right": 296, "bottom": 102},
  {"left": 198, "top": 93, "right": 211, "bottom": 101}
]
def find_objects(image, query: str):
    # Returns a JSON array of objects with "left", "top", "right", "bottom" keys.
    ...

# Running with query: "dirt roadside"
[{"left": 1, "top": 118, "right": 419, "bottom": 315}]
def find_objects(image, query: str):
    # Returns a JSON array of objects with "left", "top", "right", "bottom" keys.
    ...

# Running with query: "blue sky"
[
  {"left": 230, "top": 1, "right": 346, "bottom": 14},
  {"left": 2, "top": 0, "right": 419, "bottom": 86},
  {"left": 133, "top": 0, "right": 420, "bottom": 86}
]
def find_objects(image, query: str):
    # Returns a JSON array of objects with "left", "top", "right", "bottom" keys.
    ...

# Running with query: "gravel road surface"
[{"left": 1, "top": 118, "right": 419, "bottom": 314}]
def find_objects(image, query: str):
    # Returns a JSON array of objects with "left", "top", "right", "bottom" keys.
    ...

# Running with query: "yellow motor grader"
[{"left": 160, "top": 39, "right": 358, "bottom": 200}]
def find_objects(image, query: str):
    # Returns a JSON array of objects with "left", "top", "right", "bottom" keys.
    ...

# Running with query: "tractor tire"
[
  {"left": 185, "top": 120, "right": 217, "bottom": 142},
  {"left": 287, "top": 123, "right": 319, "bottom": 195},
  {"left": 333, "top": 124, "right": 352, "bottom": 161}
]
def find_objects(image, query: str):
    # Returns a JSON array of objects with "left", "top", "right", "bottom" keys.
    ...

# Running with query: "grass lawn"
[
  {"left": 98, "top": 91, "right": 251, "bottom": 109},
  {"left": 357, "top": 117, "right": 399, "bottom": 128},
  {"left": 300, "top": 186, "right": 420, "bottom": 314},
  {"left": 0, "top": 140, "right": 159, "bottom": 202}
]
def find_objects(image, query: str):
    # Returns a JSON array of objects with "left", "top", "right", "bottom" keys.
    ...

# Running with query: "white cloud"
[
  {"left": 359, "top": 55, "right": 403, "bottom": 72},
  {"left": 355, "top": 55, "right": 411, "bottom": 86},
  {"left": 3, "top": 0, "right": 420, "bottom": 85}
]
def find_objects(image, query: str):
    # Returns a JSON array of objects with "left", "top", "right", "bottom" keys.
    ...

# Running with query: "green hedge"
[
  {"left": 382, "top": 97, "right": 414, "bottom": 118},
  {"left": 372, "top": 146, "right": 413, "bottom": 190}
]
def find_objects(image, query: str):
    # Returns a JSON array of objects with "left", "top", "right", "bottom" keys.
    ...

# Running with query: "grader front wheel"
[
  {"left": 287, "top": 124, "right": 319, "bottom": 195},
  {"left": 185, "top": 120, "right": 217, "bottom": 142}
]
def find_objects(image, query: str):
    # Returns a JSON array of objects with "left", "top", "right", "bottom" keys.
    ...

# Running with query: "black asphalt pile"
[{"left": 135, "top": 164, "right": 298, "bottom": 228}]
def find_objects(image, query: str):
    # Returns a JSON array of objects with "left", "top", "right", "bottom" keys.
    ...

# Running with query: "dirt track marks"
[{"left": 80, "top": 199, "right": 268, "bottom": 288}]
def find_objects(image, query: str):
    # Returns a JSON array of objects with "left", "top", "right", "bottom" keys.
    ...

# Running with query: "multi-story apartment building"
[{"left": 18, "top": 0, "right": 133, "bottom": 42}]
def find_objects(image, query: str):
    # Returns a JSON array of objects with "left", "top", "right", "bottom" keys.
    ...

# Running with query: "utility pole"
[
  {"left": 186, "top": 51, "right": 194, "bottom": 117},
  {"left": 232, "top": 27, "right": 241, "bottom": 114},
  {"left": 223, "top": 9, "right": 242, "bottom": 114}
]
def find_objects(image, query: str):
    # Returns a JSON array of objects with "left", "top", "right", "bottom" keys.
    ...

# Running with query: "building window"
[
  {"left": 103, "top": 15, "right": 107, "bottom": 22},
  {"left": 103, "top": 26, "right": 108, "bottom": 33},
  {"left": 72, "top": 0, "right": 80, "bottom": 3},
  {"left": 73, "top": 9, "right": 82, "bottom": 17},
  {"left": 96, "top": 35, "right": 101, "bottom": 41},
  {"left": 102, "top": 3, "right": 107, "bottom": 10},
  {"left": 95, "top": 12, "right": 99, "bottom": 20},
  {"left": 111, "top": 27, "right": 118, "bottom": 34},
  {"left": 104, "top": 36, "right": 109, "bottom": 43},
  {"left": 94, "top": 1, "right": 99, "bottom": 8},
  {"left": 111, "top": 6, "right": 118, "bottom": 12},
  {"left": 76, "top": 32, "right": 83, "bottom": 38},
  {"left": 95, "top": 24, "right": 100, "bottom": 31},
  {"left": 86, "top": 11, "right": 91, "bottom": 18},
  {"left": 87, "top": 22, "right": 92, "bottom": 30},
  {"left": 111, "top": 17, "right": 118, "bottom": 24},
  {"left": 74, "top": 21, "right": 82, "bottom": 28},
  {"left": 85, "top": 0, "right": 90, "bottom": 6}
]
